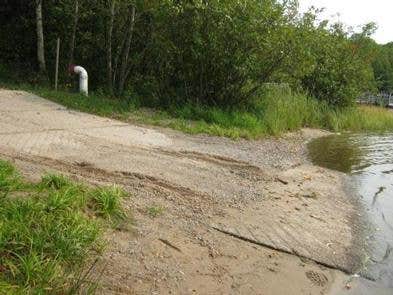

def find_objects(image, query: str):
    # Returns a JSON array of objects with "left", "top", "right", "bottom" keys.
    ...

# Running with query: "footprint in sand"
[{"left": 305, "top": 270, "right": 329, "bottom": 287}]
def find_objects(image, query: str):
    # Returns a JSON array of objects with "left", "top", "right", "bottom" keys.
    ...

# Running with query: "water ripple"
[{"left": 308, "top": 133, "right": 393, "bottom": 287}]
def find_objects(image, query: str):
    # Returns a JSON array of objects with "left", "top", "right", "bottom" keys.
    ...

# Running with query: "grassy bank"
[
  {"left": 0, "top": 159, "right": 127, "bottom": 293},
  {"left": 3, "top": 84, "right": 393, "bottom": 139}
]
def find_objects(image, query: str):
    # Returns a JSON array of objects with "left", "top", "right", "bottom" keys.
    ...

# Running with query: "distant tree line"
[{"left": 0, "top": 0, "right": 392, "bottom": 108}]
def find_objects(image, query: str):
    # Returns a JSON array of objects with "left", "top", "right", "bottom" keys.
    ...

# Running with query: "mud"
[{"left": 0, "top": 89, "right": 369, "bottom": 294}]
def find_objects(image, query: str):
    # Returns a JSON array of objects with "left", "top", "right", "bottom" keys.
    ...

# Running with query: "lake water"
[{"left": 308, "top": 133, "right": 393, "bottom": 289}]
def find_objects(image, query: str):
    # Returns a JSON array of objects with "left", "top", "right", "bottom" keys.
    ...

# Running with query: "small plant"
[
  {"left": 46, "top": 186, "right": 87, "bottom": 212},
  {"left": 147, "top": 205, "right": 164, "bottom": 218},
  {"left": 90, "top": 185, "right": 127, "bottom": 221},
  {"left": 0, "top": 160, "right": 22, "bottom": 193},
  {"left": 41, "top": 174, "right": 71, "bottom": 190}
]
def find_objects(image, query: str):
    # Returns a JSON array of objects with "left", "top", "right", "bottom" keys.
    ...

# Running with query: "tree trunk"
[
  {"left": 68, "top": 0, "right": 79, "bottom": 66},
  {"left": 117, "top": 5, "right": 135, "bottom": 96},
  {"left": 106, "top": 0, "right": 115, "bottom": 93},
  {"left": 112, "top": 22, "right": 127, "bottom": 88},
  {"left": 35, "top": 0, "right": 46, "bottom": 74}
]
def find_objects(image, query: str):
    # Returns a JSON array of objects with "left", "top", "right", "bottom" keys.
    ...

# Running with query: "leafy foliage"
[
  {"left": 301, "top": 22, "right": 377, "bottom": 107},
  {"left": 373, "top": 43, "right": 393, "bottom": 92},
  {"left": 0, "top": 0, "right": 389, "bottom": 108}
]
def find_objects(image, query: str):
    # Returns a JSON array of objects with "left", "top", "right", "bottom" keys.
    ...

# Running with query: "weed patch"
[{"left": 147, "top": 205, "right": 164, "bottom": 218}]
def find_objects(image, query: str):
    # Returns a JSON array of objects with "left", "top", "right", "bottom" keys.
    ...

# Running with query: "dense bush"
[{"left": 301, "top": 23, "right": 377, "bottom": 107}]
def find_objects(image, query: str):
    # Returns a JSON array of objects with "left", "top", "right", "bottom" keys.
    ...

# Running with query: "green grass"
[
  {"left": 41, "top": 174, "right": 72, "bottom": 190},
  {"left": 146, "top": 205, "right": 164, "bottom": 218},
  {"left": 0, "top": 160, "right": 128, "bottom": 294},
  {"left": 0, "top": 160, "right": 24, "bottom": 194},
  {"left": 90, "top": 186, "right": 126, "bottom": 221},
  {"left": 325, "top": 105, "right": 393, "bottom": 132},
  {"left": 3, "top": 83, "right": 393, "bottom": 139}
]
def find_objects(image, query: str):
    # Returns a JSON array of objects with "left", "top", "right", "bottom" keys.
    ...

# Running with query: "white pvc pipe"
[{"left": 73, "top": 66, "right": 88, "bottom": 96}]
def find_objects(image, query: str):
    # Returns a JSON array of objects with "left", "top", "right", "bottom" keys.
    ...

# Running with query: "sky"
[{"left": 299, "top": 0, "right": 392, "bottom": 44}]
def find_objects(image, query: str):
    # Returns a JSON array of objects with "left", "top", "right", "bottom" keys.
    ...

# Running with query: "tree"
[
  {"left": 300, "top": 21, "right": 377, "bottom": 107},
  {"left": 0, "top": 0, "right": 387, "bottom": 107},
  {"left": 116, "top": 4, "right": 136, "bottom": 96},
  {"left": 106, "top": 0, "right": 115, "bottom": 92},
  {"left": 68, "top": 0, "right": 79, "bottom": 66},
  {"left": 373, "top": 43, "right": 393, "bottom": 92},
  {"left": 35, "top": 0, "right": 46, "bottom": 75}
]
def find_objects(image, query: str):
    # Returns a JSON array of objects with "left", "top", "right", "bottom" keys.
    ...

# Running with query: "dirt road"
[{"left": 0, "top": 89, "right": 370, "bottom": 294}]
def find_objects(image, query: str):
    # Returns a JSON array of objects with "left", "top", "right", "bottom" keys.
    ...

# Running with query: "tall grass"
[
  {"left": 0, "top": 160, "right": 128, "bottom": 294},
  {"left": 0, "top": 160, "right": 23, "bottom": 194},
  {"left": 3, "top": 83, "right": 393, "bottom": 139},
  {"left": 325, "top": 106, "right": 393, "bottom": 132},
  {"left": 90, "top": 185, "right": 126, "bottom": 221}
]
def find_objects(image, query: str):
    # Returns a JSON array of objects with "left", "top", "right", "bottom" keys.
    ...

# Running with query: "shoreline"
[
  {"left": 0, "top": 138, "right": 364, "bottom": 294},
  {"left": 0, "top": 89, "right": 373, "bottom": 294}
]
